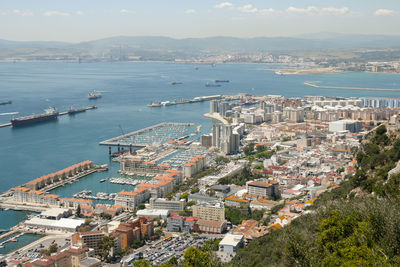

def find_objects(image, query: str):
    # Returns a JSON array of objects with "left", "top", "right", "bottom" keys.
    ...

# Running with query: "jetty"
[
  {"left": 58, "top": 105, "right": 97, "bottom": 116},
  {"left": 147, "top": 95, "right": 222, "bottom": 108},
  {"left": 304, "top": 81, "right": 400, "bottom": 92}
]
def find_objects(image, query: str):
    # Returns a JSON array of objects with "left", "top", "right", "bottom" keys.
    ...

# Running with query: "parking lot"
[
  {"left": 127, "top": 234, "right": 209, "bottom": 266},
  {"left": 8, "top": 234, "right": 71, "bottom": 262}
]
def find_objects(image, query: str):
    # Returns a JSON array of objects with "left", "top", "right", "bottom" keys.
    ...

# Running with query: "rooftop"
[{"left": 219, "top": 233, "right": 243, "bottom": 247}]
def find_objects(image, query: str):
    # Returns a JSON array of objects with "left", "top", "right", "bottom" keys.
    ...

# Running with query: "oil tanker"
[{"left": 10, "top": 107, "right": 59, "bottom": 127}]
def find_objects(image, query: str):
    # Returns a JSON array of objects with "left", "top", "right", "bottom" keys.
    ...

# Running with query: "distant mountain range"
[{"left": 1, "top": 33, "right": 400, "bottom": 60}]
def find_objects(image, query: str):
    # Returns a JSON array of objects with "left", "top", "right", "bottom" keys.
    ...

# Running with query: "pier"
[
  {"left": 99, "top": 122, "right": 195, "bottom": 147},
  {"left": 147, "top": 95, "right": 222, "bottom": 107},
  {"left": 304, "top": 81, "right": 400, "bottom": 92},
  {"left": 0, "top": 230, "right": 18, "bottom": 241},
  {"left": 42, "top": 169, "right": 97, "bottom": 192},
  {"left": 0, "top": 123, "right": 11, "bottom": 128}
]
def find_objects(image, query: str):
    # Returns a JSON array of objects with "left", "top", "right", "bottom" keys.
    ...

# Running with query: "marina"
[
  {"left": 108, "top": 177, "right": 149, "bottom": 185},
  {"left": 160, "top": 148, "right": 210, "bottom": 169},
  {"left": 99, "top": 122, "right": 196, "bottom": 147},
  {"left": 73, "top": 190, "right": 116, "bottom": 200}
]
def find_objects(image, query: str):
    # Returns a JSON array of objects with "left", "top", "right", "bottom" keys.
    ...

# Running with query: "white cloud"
[
  {"left": 184, "top": 9, "right": 196, "bottom": 15},
  {"left": 76, "top": 10, "right": 84, "bottom": 16},
  {"left": 374, "top": 9, "right": 396, "bottom": 16},
  {"left": 286, "top": 6, "right": 318, "bottom": 14},
  {"left": 120, "top": 9, "right": 136, "bottom": 15},
  {"left": 286, "top": 6, "right": 349, "bottom": 15},
  {"left": 215, "top": 2, "right": 233, "bottom": 9},
  {"left": 44, "top": 10, "right": 70, "bottom": 17},
  {"left": 237, "top": 5, "right": 275, "bottom": 15},
  {"left": 238, "top": 4, "right": 258, "bottom": 13},
  {"left": 259, "top": 8, "right": 275, "bottom": 15},
  {"left": 12, "top": 9, "right": 33, "bottom": 16},
  {"left": 321, "top": 7, "right": 349, "bottom": 15}
]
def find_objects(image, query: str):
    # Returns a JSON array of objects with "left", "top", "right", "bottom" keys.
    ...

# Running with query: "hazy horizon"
[{"left": 1, "top": 0, "right": 400, "bottom": 42}]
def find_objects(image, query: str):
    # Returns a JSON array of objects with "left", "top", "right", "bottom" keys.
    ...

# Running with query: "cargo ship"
[
  {"left": 0, "top": 100, "right": 12, "bottom": 105},
  {"left": 171, "top": 81, "right": 183, "bottom": 85},
  {"left": 10, "top": 107, "right": 59, "bottom": 127},
  {"left": 205, "top": 83, "right": 221, "bottom": 87},
  {"left": 215, "top": 79, "right": 229, "bottom": 83},
  {"left": 147, "top": 101, "right": 162, "bottom": 107},
  {"left": 88, "top": 90, "right": 102, "bottom": 100}
]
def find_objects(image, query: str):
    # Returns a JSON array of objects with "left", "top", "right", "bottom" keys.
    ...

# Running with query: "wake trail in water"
[{"left": 0, "top": 112, "right": 19, "bottom": 116}]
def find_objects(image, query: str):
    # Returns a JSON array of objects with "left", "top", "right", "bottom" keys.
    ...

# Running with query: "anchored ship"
[
  {"left": 147, "top": 101, "right": 162, "bottom": 107},
  {"left": 215, "top": 79, "right": 229, "bottom": 83},
  {"left": 88, "top": 90, "right": 102, "bottom": 100},
  {"left": 171, "top": 81, "right": 183, "bottom": 85},
  {"left": 10, "top": 107, "right": 59, "bottom": 127},
  {"left": 0, "top": 100, "right": 12, "bottom": 105},
  {"left": 205, "top": 83, "right": 221, "bottom": 87}
]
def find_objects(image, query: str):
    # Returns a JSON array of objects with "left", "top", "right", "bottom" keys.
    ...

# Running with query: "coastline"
[
  {"left": 203, "top": 113, "right": 230, "bottom": 125},
  {"left": 267, "top": 67, "right": 345, "bottom": 75}
]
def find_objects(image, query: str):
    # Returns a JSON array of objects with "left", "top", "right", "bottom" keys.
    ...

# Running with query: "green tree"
[
  {"left": 97, "top": 236, "right": 115, "bottom": 262},
  {"left": 180, "top": 192, "right": 189, "bottom": 199},
  {"left": 155, "top": 229, "right": 164, "bottom": 236},
  {"left": 205, "top": 188, "right": 216, "bottom": 197},
  {"left": 183, "top": 246, "right": 219, "bottom": 267},
  {"left": 191, "top": 187, "right": 200, "bottom": 194},
  {"left": 244, "top": 143, "right": 255, "bottom": 156},
  {"left": 49, "top": 243, "right": 58, "bottom": 254},
  {"left": 76, "top": 205, "right": 81, "bottom": 217},
  {"left": 186, "top": 200, "right": 196, "bottom": 207},
  {"left": 100, "top": 213, "right": 112, "bottom": 220},
  {"left": 134, "top": 259, "right": 151, "bottom": 267}
]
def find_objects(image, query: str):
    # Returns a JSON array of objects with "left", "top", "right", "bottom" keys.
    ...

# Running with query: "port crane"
[{"left": 119, "top": 124, "right": 125, "bottom": 135}]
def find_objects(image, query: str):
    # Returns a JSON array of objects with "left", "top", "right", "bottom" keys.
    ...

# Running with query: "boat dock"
[
  {"left": 43, "top": 169, "right": 97, "bottom": 192},
  {"left": 0, "top": 230, "right": 17, "bottom": 241},
  {"left": 99, "top": 122, "right": 195, "bottom": 147}
]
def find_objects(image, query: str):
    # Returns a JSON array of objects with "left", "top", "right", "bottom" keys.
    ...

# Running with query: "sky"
[{"left": 1, "top": 0, "right": 400, "bottom": 42}]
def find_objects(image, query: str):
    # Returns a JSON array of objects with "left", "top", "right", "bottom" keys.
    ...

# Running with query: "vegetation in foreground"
[{"left": 230, "top": 125, "right": 400, "bottom": 266}]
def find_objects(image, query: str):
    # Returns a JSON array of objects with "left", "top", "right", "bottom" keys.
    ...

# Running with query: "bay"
[{"left": 0, "top": 61, "right": 400, "bottom": 253}]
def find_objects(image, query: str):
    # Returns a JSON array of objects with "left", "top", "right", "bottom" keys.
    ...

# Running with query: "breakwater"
[{"left": 304, "top": 81, "right": 400, "bottom": 92}]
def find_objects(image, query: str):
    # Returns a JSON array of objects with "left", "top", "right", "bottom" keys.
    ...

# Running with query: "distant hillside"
[
  {"left": 229, "top": 124, "right": 400, "bottom": 266},
  {"left": 2, "top": 34, "right": 400, "bottom": 61}
]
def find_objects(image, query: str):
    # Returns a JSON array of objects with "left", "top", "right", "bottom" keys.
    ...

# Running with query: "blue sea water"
[{"left": 0, "top": 61, "right": 400, "bottom": 253}]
